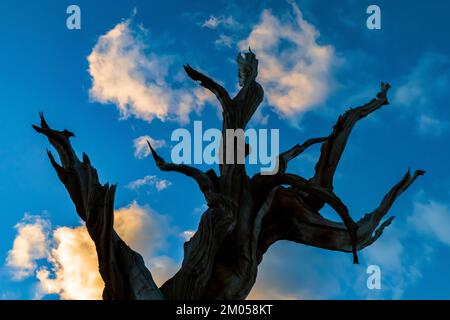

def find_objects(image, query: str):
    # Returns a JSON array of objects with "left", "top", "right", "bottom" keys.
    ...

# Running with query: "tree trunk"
[{"left": 34, "top": 51, "right": 424, "bottom": 300}]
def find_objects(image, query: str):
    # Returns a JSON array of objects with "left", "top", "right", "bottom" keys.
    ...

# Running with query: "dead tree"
[{"left": 33, "top": 51, "right": 424, "bottom": 300}]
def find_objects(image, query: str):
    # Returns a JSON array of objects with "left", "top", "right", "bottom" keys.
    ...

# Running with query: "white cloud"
[
  {"left": 114, "top": 202, "right": 170, "bottom": 259},
  {"left": 36, "top": 225, "right": 103, "bottom": 300},
  {"left": 180, "top": 230, "right": 196, "bottom": 242},
  {"left": 361, "top": 229, "right": 410, "bottom": 299},
  {"left": 127, "top": 175, "right": 172, "bottom": 191},
  {"left": 238, "top": 2, "right": 336, "bottom": 117},
  {"left": 88, "top": 20, "right": 211, "bottom": 124},
  {"left": 215, "top": 34, "right": 233, "bottom": 48},
  {"left": 202, "top": 16, "right": 220, "bottom": 29},
  {"left": 7, "top": 203, "right": 437, "bottom": 300},
  {"left": 417, "top": 114, "right": 448, "bottom": 136},
  {"left": 409, "top": 200, "right": 450, "bottom": 246},
  {"left": 6, "top": 215, "right": 49, "bottom": 280},
  {"left": 359, "top": 221, "right": 434, "bottom": 300},
  {"left": 7, "top": 203, "right": 178, "bottom": 300},
  {"left": 202, "top": 15, "right": 240, "bottom": 30},
  {"left": 394, "top": 53, "right": 450, "bottom": 136},
  {"left": 155, "top": 179, "right": 171, "bottom": 191},
  {"left": 133, "top": 135, "right": 166, "bottom": 159},
  {"left": 363, "top": 232, "right": 403, "bottom": 271}
]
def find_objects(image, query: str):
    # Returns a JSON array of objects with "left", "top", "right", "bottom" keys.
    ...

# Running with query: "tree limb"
[
  {"left": 147, "top": 140, "right": 222, "bottom": 206},
  {"left": 252, "top": 173, "right": 359, "bottom": 263},
  {"left": 33, "top": 113, "right": 164, "bottom": 300},
  {"left": 257, "top": 169, "right": 424, "bottom": 261},
  {"left": 184, "top": 64, "right": 232, "bottom": 110},
  {"left": 278, "top": 137, "right": 328, "bottom": 173},
  {"left": 33, "top": 48, "right": 424, "bottom": 301},
  {"left": 311, "top": 83, "right": 391, "bottom": 195}
]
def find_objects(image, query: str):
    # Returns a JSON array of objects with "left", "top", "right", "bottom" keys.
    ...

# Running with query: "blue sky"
[{"left": 0, "top": 0, "right": 449, "bottom": 299}]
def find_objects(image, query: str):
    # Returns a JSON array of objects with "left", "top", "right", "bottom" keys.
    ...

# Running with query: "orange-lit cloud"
[
  {"left": 88, "top": 20, "right": 214, "bottom": 124},
  {"left": 7, "top": 202, "right": 178, "bottom": 300},
  {"left": 6, "top": 215, "right": 49, "bottom": 280},
  {"left": 239, "top": 2, "right": 336, "bottom": 118}
]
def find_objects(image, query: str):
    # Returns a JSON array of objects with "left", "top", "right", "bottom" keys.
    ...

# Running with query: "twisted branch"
[
  {"left": 258, "top": 169, "right": 424, "bottom": 255},
  {"left": 311, "top": 83, "right": 391, "bottom": 193},
  {"left": 278, "top": 137, "right": 328, "bottom": 174},
  {"left": 33, "top": 113, "right": 163, "bottom": 300}
]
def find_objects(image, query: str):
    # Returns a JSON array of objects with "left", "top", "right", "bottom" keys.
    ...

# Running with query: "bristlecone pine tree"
[{"left": 33, "top": 51, "right": 424, "bottom": 300}]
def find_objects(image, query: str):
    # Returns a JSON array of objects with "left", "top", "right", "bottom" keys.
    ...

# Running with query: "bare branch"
[
  {"left": 184, "top": 64, "right": 232, "bottom": 110},
  {"left": 147, "top": 140, "right": 219, "bottom": 205},
  {"left": 257, "top": 169, "right": 424, "bottom": 261},
  {"left": 356, "top": 168, "right": 425, "bottom": 246},
  {"left": 278, "top": 137, "right": 328, "bottom": 173},
  {"left": 33, "top": 46, "right": 423, "bottom": 301},
  {"left": 252, "top": 173, "right": 359, "bottom": 263},
  {"left": 33, "top": 113, "right": 164, "bottom": 300},
  {"left": 311, "top": 83, "right": 391, "bottom": 195}
]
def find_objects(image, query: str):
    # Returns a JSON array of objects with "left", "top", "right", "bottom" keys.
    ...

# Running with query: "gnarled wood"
[
  {"left": 33, "top": 113, "right": 164, "bottom": 300},
  {"left": 34, "top": 52, "right": 423, "bottom": 300}
]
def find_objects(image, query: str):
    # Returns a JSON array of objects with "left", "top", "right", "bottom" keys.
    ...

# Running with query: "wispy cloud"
[
  {"left": 409, "top": 199, "right": 450, "bottom": 246},
  {"left": 250, "top": 187, "right": 443, "bottom": 300},
  {"left": 360, "top": 226, "right": 428, "bottom": 299},
  {"left": 127, "top": 175, "right": 172, "bottom": 191},
  {"left": 417, "top": 114, "right": 448, "bottom": 136},
  {"left": 238, "top": 2, "right": 336, "bottom": 118},
  {"left": 88, "top": 19, "right": 211, "bottom": 124},
  {"left": 133, "top": 135, "right": 165, "bottom": 159},
  {"left": 394, "top": 52, "right": 450, "bottom": 136},
  {"left": 201, "top": 15, "right": 240, "bottom": 30},
  {"left": 250, "top": 224, "right": 432, "bottom": 299},
  {"left": 215, "top": 34, "right": 233, "bottom": 48},
  {"left": 180, "top": 230, "right": 195, "bottom": 242}
]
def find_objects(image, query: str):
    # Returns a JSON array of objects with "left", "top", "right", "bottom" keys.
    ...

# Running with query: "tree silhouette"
[{"left": 33, "top": 51, "right": 424, "bottom": 300}]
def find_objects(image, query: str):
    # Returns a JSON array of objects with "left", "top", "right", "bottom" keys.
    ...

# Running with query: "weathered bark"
[
  {"left": 33, "top": 113, "right": 164, "bottom": 300},
  {"left": 34, "top": 52, "right": 424, "bottom": 300}
]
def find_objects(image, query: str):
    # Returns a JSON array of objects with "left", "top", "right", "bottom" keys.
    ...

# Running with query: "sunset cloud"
[
  {"left": 6, "top": 203, "right": 177, "bottom": 300},
  {"left": 6, "top": 215, "right": 49, "bottom": 280},
  {"left": 88, "top": 20, "right": 212, "bottom": 124},
  {"left": 238, "top": 2, "right": 336, "bottom": 117},
  {"left": 36, "top": 225, "right": 103, "bottom": 300}
]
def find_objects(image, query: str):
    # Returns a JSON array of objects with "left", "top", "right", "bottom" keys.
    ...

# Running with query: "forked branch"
[
  {"left": 278, "top": 137, "right": 328, "bottom": 174},
  {"left": 255, "top": 169, "right": 424, "bottom": 263},
  {"left": 147, "top": 141, "right": 220, "bottom": 205},
  {"left": 33, "top": 113, "right": 163, "bottom": 300},
  {"left": 252, "top": 173, "right": 359, "bottom": 263},
  {"left": 34, "top": 50, "right": 424, "bottom": 300},
  {"left": 311, "top": 83, "right": 391, "bottom": 193}
]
